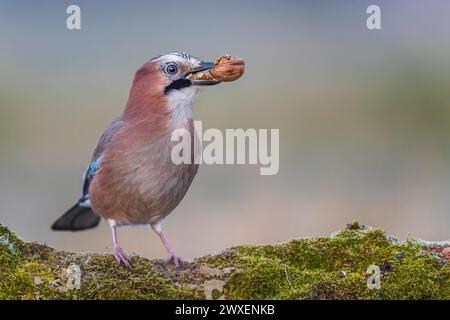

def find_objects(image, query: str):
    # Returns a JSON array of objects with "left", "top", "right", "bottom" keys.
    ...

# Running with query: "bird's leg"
[
  {"left": 108, "top": 219, "right": 132, "bottom": 268},
  {"left": 151, "top": 221, "right": 184, "bottom": 269}
]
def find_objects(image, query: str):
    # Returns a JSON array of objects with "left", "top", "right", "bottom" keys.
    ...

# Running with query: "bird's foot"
[
  {"left": 166, "top": 252, "right": 184, "bottom": 270},
  {"left": 114, "top": 246, "right": 132, "bottom": 268}
]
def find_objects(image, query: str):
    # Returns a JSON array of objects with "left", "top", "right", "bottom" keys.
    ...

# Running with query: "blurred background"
[{"left": 1, "top": 0, "right": 450, "bottom": 259}]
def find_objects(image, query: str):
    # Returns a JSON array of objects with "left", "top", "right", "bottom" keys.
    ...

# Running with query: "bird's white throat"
[{"left": 167, "top": 86, "right": 199, "bottom": 127}]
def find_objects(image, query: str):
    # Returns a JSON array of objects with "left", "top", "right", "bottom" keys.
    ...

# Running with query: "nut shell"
[{"left": 209, "top": 55, "right": 245, "bottom": 82}]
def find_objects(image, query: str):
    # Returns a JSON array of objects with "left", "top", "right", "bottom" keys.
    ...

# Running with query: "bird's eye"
[{"left": 165, "top": 63, "right": 178, "bottom": 75}]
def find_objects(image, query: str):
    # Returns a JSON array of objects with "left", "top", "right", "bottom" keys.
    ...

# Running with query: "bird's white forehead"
[
  {"left": 154, "top": 51, "right": 195, "bottom": 63},
  {"left": 168, "top": 51, "right": 193, "bottom": 60}
]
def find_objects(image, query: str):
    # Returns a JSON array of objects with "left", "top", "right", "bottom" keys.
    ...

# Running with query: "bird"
[{"left": 51, "top": 52, "right": 222, "bottom": 268}]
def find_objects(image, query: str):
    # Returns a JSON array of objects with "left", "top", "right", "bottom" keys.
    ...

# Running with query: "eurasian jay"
[{"left": 52, "top": 52, "right": 222, "bottom": 268}]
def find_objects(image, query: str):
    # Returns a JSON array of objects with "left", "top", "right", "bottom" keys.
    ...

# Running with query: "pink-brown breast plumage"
[{"left": 89, "top": 121, "right": 198, "bottom": 225}]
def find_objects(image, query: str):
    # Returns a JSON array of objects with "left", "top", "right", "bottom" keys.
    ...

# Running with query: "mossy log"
[{"left": 1, "top": 222, "right": 449, "bottom": 300}]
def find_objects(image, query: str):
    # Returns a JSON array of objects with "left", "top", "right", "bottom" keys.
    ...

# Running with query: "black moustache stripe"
[{"left": 164, "top": 79, "right": 191, "bottom": 94}]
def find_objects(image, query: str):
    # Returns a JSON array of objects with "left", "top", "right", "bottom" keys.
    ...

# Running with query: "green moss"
[
  {"left": 219, "top": 225, "right": 450, "bottom": 300},
  {"left": 1, "top": 223, "right": 449, "bottom": 299},
  {"left": 0, "top": 224, "right": 192, "bottom": 299}
]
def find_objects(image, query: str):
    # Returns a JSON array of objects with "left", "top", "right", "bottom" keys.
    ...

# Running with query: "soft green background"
[{"left": 1, "top": 0, "right": 450, "bottom": 259}]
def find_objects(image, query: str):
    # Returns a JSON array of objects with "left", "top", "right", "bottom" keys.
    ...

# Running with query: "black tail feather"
[{"left": 52, "top": 203, "right": 101, "bottom": 231}]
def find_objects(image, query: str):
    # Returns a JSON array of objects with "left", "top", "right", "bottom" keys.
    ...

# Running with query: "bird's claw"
[
  {"left": 167, "top": 252, "right": 184, "bottom": 270},
  {"left": 114, "top": 247, "right": 132, "bottom": 268}
]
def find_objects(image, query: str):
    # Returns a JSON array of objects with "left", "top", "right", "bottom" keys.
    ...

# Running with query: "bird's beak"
[
  {"left": 195, "top": 61, "right": 215, "bottom": 72},
  {"left": 185, "top": 61, "right": 220, "bottom": 86}
]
